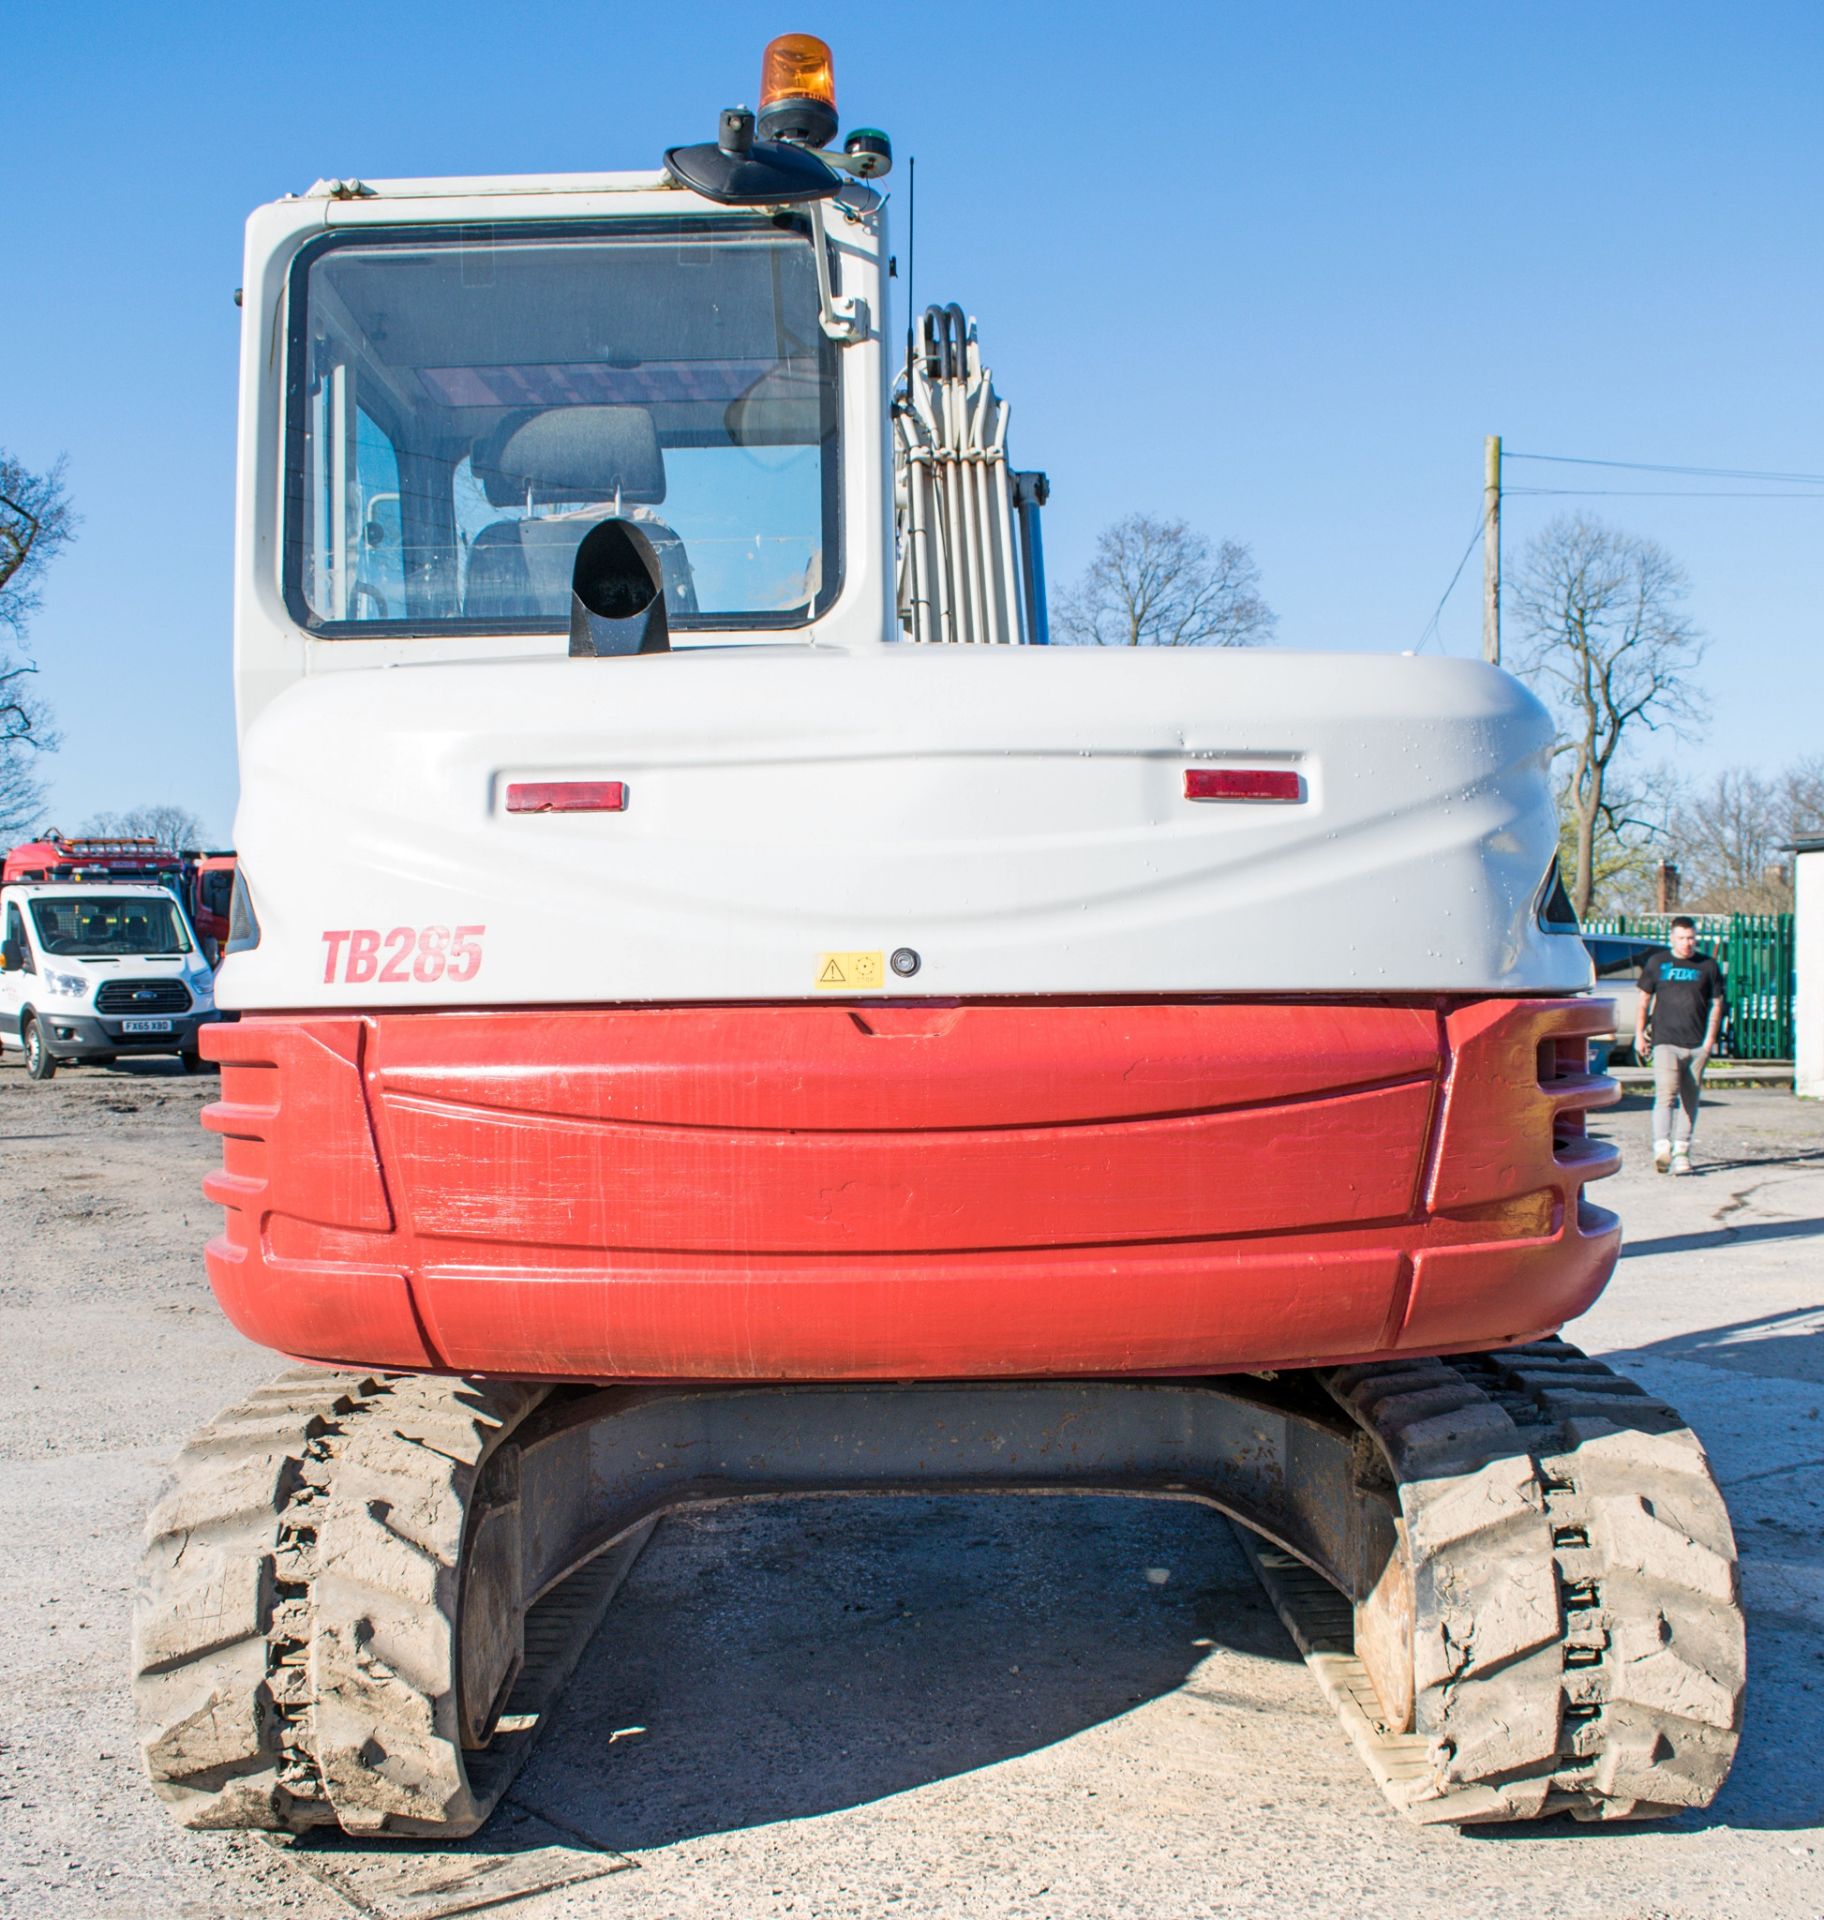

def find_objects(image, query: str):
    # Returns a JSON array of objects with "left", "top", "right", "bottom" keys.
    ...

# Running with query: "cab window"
[
  {"left": 28, "top": 896, "right": 192, "bottom": 957},
  {"left": 284, "top": 216, "right": 839, "bottom": 636},
  {"left": 352, "top": 408, "right": 407, "bottom": 621},
  {"left": 198, "top": 869, "right": 235, "bottom": 921},
  {"left": 3, "top": 903, "right": 32, "bottom": 971}
]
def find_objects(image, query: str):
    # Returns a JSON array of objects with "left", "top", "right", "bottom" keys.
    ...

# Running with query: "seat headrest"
[{"left": 471, "top": 406, "right": 666, "bottom": 509}]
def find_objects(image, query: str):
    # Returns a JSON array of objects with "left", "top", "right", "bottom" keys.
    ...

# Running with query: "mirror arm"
[{"left": 807, "top": 198, "right": 867, "bottom": 344}]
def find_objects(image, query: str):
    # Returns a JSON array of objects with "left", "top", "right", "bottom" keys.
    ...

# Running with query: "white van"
[{"left": 0, "top": 883, "right": 221, "bottom": 1079}]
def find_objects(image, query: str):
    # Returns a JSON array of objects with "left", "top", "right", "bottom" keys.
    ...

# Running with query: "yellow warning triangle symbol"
[{"left": 819, "top": 958, "right": 846, "bottom": 984}]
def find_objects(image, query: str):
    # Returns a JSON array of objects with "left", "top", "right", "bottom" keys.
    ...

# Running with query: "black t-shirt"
[{"left": 1638, "top": 949, "right": 1727, "bottom": 1050}]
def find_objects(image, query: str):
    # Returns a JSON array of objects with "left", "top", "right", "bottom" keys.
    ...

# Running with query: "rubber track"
[
  {"left": 1320, "top": 1340, "right": 1744, "bottom": 1823},
  {"left": 1468, "top": 1340, "right": 1745, "bottom": 1818},
  {"left": 140, "top": 1347, "right": 1741, "bottom": 1835},
  {"left": 307, "top": 1374, "right": 547, "bottom": 1835},
  {"left": 133, "top": 1371, "right": 389, "bottom": 1829},
  {"left": 135, "top": 1371, "right": 604, "bottom": 1836}
]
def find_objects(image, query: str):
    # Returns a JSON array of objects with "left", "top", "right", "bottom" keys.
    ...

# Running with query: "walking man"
[{"left": 1635, "top": 916, "right": 1727, "bottom": 1175}]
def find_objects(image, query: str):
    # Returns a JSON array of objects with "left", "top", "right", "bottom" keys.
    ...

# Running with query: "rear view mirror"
[{"left": 2, "top": 937, "right": 24, "bottom": 971}]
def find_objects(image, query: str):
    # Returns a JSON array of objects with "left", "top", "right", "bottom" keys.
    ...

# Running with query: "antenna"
[{"left": 902, "top": 155, "right": 916, "bottom": 404}]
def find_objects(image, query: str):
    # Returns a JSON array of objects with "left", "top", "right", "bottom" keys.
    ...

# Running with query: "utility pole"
[{"left": 1482, "top": 434, "right": 1502, "bottom": 666}]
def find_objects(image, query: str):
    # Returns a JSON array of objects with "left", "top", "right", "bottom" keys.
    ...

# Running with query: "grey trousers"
[{"left": 1651, "top": 1044, "right": 1707, "bottom": 1150}]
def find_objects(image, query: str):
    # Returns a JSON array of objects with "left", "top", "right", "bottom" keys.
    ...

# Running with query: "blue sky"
[{"left": 5, "top": 1, "right": 1820, "bottom": 842}]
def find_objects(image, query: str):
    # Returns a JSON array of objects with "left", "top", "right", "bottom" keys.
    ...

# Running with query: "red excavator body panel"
[{"left": 198, "top": 997, "right": 1619, "bottom": 1380}]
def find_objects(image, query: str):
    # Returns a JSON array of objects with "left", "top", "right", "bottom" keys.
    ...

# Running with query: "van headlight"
[{"left": 44, "top": 969, "right": 89, "bottom": 1000}]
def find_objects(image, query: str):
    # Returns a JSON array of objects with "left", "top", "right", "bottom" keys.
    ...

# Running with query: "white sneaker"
[
  {"left": 1670, "top": 1151, "right": 1691, "bottom": 1177},
  {"left": 1653, "top": 1141, "right": 1672, "bottom": 1173}
]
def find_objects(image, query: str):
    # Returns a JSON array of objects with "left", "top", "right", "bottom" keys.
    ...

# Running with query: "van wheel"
[
  {"left": 180, "top": 1049, "right": 203, "bottom": 1075},
  {"left": 23, "top": 1017, "right": 57, "bottom": 1081}
]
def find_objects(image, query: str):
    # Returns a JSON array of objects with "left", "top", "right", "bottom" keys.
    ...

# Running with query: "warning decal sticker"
[{"left": 815, "top": 951, "right": 885, "bottom": 991}]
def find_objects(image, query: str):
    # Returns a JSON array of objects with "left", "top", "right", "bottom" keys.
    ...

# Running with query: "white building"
[{"left": 1795, "top": 838, "right": 1824, "bottom": 1100}]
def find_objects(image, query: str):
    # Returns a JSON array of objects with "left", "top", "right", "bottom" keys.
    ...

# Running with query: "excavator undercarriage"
[{"left": 135, "top": 1340, "right": 1742, "bottom": 1836}]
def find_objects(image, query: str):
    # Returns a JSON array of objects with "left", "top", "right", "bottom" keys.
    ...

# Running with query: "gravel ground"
[{"left": 0, "top": 1059, "right": 1820, "bottom": 1920}]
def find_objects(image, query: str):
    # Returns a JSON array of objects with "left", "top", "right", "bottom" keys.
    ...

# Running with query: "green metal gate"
[{"left": 1581, "top": 912, "right": 1795, "bottom": 1060}]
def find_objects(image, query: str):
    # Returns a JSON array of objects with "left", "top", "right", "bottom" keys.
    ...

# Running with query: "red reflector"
[
  {"left": 506, "top": 781, "right": 627, "bottom": 814},
  {"left": 1184, "top": 768, "right": 1301, "bottom": 802}
]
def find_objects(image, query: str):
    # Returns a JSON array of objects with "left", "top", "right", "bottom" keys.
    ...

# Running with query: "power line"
[
  {"left": 1506, "top": 451, "right": 1824, "bottom": 486},
  {"left": 1509, "top": 486, "right": 1824, "bottom": 500},
  {"left": 1424, "top": 440, "right": 1820, "bottom": 659},
  {"left": 1414, "top": 505, "right": 1487, "bottom": 652}
]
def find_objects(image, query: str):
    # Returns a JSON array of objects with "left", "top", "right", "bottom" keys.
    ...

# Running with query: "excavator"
[{"left": 134, "top": 35, "right": 1744, "bottom": 1840}]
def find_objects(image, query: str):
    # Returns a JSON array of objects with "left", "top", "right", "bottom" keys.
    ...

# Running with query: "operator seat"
[{"left": 462, "top": 406, "right": 698, "bottom": 620}]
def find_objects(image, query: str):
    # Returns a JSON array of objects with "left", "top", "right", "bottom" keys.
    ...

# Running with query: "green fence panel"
[
  {"left": 1722, "top": 913, "right": 1795, "bottom": 1060},
  {"left": 1581, "top": 912, "right": 1795, "bottom": 1060}
]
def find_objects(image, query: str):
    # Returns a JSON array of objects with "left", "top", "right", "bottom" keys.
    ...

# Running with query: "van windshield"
[
  {"left": 285, "top": 216, "right": 840, "bottom": 636},
  {"left": 29, "top": 896, "right": 193, "bottom": 958}
]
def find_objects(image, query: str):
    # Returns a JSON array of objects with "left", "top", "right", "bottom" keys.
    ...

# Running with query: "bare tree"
[
  {"left": 1674, "top": 768, "right": 1788, "bottom": 911},
  {"left": 0, "top": 451, "right": 75, "bottom": 840},
  {"left": 0, "top": 452, "right": 75, "bottom": 636},
  {"left": 84, "top": 803, "right": 210, "bottom": 851},
  {"left": 1780, "top": 752, "right": 1824, "bottom": 844},
  {"left": 1052, "top": 515, "right": 1277, "bottom": 648},
  {"left": 1509, "top": 514, "right": 1706, "bottom": 919},
  {"left": 1555, "top": 764, "right": 1680, "bottom": 914},
  {"left": 0, "top": 658, "right": 58, "bottom": 840},
  {"left": 1657, "top": 753, "right": 1824, "bottom": 913}
]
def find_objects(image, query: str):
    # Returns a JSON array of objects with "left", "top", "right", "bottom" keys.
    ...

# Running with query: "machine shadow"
[
  {"left": 1622, "top": 1218, "right": 1824, "bottom": 1260},
  {"left": 1612, "top": 1303, "right": 1824, "bottom": 1388},
  {"left": 103, "top": 1056, "right": 214, "bottom": 1077},
  {"left": 510, "top": 1491, "right": 1295, "bottom": 1852}
]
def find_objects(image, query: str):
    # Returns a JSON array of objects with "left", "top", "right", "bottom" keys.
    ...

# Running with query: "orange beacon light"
[{"left": 758, "top": 33, "right": 838, "bottom": 148}]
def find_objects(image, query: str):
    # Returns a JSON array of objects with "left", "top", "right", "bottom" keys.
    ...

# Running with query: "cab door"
[{"left": 0, "top": 900, "right": 32, "bottom": 1047}]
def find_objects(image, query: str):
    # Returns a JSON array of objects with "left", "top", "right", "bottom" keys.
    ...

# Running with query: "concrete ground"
[{"left": 0, "top": 1060, "right": 1819, "bottom": 1920}]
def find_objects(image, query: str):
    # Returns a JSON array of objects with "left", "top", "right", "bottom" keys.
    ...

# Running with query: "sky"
[{"left": 5, "top": 1, "right": 1821, "bottom": 843}]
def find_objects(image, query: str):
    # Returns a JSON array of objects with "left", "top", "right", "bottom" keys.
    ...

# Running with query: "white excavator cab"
[{"left": 231, "top": 165, "right": 891, "bottom": 720}]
